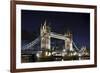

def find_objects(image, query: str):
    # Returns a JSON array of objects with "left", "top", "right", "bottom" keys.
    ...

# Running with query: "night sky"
[{"left": 21, "top": 10, "right": 90, "bottom": 49}]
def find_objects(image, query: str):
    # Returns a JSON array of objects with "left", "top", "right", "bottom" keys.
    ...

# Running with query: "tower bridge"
[
  {"left": 22, "top": 21, "right": 89, "bottom": 59},
  {"left": 40, "top": 20, "right": 74, "bottom": 52}
]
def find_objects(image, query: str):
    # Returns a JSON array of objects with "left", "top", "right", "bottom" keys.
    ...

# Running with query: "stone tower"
[
  {"left": 40, "top": 21, "right": 51, "bottom": 50},
  {"left": 65, "top": 31, "right": 73, "bottom": 51}
]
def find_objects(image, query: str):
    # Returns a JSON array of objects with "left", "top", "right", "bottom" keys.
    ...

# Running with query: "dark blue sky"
[{"left": 21, "top": 10, "right": 90, "bottom": 49}]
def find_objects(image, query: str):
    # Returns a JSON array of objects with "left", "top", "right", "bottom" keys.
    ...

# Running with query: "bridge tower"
[
  {"left": 40, "top": 21, "right": 51, "bottom": 51},
  {"left": 64, "top": 31, "right": 73, "bottom": 51}
]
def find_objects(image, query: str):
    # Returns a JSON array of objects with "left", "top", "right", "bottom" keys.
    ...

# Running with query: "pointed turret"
[
  {"left": 44, "top": 20, "right": 47, "bottom": 26},
  {"left": 43, "top": 20, "right": 47, "bottom": 29}
]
